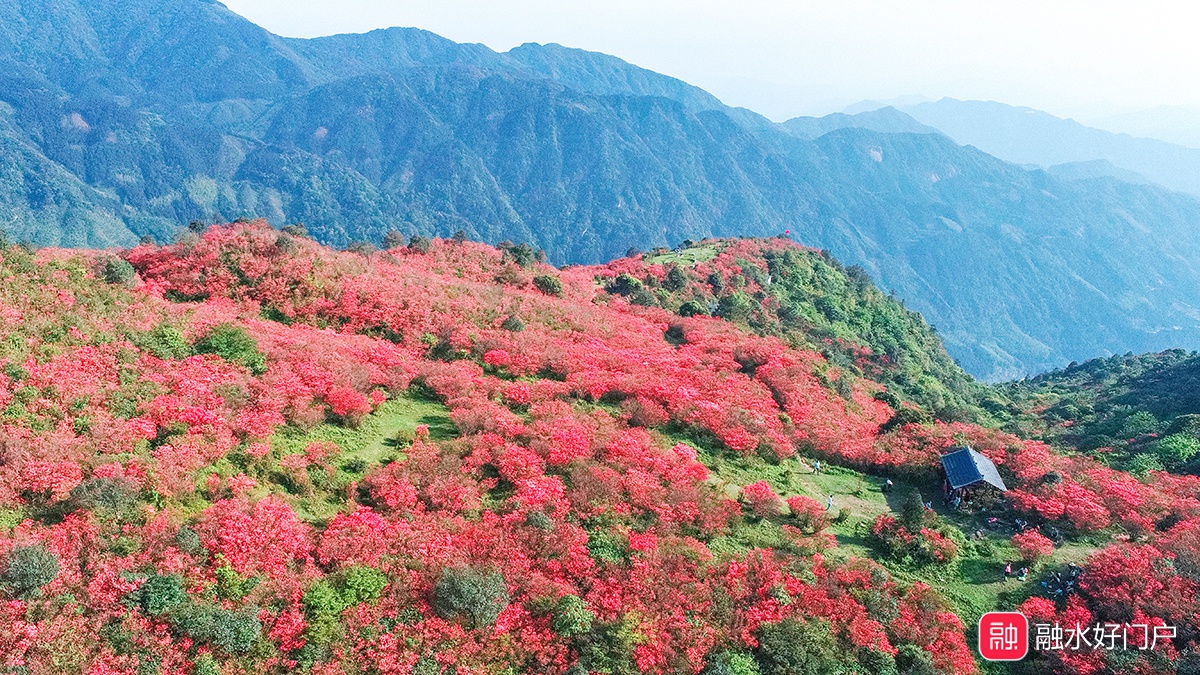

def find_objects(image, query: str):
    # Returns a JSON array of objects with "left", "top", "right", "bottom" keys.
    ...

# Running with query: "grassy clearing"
[
  {"left": 272, "top": 393, "right": 456, "bottom": 465},
  {"left": 266, "top": 391, "right": 455, "bottom": 523},
  {"left": 643, "top": 244, "right": 720, "bottom": 267},
  {"left": 660, "top": 428, "right": 1099, "bottom": 664}
]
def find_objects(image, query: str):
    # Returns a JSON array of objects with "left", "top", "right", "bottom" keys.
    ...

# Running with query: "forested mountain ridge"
[
  {"left": 5, "top": 0, "right": 1200, "bottom": 381},
  {"left": 896, "top": 97, "right": 1200, "bottom": 198},
  {"left": 1003, "top": 349, "right": 1200, "bottom": 476}
]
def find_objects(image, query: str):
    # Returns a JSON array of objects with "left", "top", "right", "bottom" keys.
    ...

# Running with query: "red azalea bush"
[
  {"left": 871, "top": 515, "right": 961, "bottom": 566},
  {"left": 741, "top": 480, "right": 787, "bottom": 518},
  {"left": 1011, "top": 530, "right": 1055, "bottom": 564},
  {"left": 786, "top": 495, "right": 830, "bottom": 534}
]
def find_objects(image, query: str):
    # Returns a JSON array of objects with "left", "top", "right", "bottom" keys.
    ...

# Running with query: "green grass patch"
[
  {"left": 265, "top": 392, "right": 455, "bottom": 522},
  {"left": 643, "top": 244, "right": 720, "bottom": 267},
  {"left": 272, "top": 393, "right": 456, "bottom": 465}
]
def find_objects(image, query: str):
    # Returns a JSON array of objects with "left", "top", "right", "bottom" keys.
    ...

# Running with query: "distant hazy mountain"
[
  {"left": 1090, "top": 105, "right": 1200, "bottom": 150},
  {"left": 895, "top": 98, "right": 1200, "bottom": 198},
  {"left": 781, "top": 107, "right": 940, "bottom": 139},
  {"left": 1047, "top": 160, "right": 1153, "bottom": 186},
  {"left": 842, "top": 96, "right": 933, "bottom": 115},
  {"left": 6, "top": 1, "right": 1200, "bottom": 381}
]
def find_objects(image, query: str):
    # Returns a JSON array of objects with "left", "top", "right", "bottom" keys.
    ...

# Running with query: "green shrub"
[
  {"left": 344, "top": 241, "right": 377, "bottom": 255},
  {"left": 1128, "top": 452, "right": 1165, "bottom": 476},
  {"left": 899, "top": 490, "right": 931, "bottom": 529},
  {"left": 194, "top": 324, "right": 267, "bottom": 375},
  {"left": 431, "top": 567, "right": 510, "bottom": 628},
  {"left": 342, "top": 457, "right": 369, "bottom": 474},
  {"left": 856, "top": 647, "right": 898, "bottom": 675},
  {"left": 3, "top": 544, "right": 60, "bottom": 596},
  {"left": 301, "top": 566, "right": 388, "bottom": 630},
  {"left": 1156, "top": 433, "right": 1200, "bottom": 467},
  {"left": 412, "top": 656, "right": 441, "bottom": 675},
  {"left": 755, "top": 618, "right": 850, "bottom": 675},
  {"left": 664, "top": 265, "right": 688, "bottom": 291},
  {"left": 2, "top": 363, "right": 27, "bottom": 382},
  {"left": 175, "top": 526, "right": 202, "bottom": 555},
  {"left": 533, "top": 274, "right": 563, "bottom": 297},
  {"left": 173, "top": 604, "right": 261, "bottom": 654},
  {"left": 607, "top": 273, "right": 643, "bottom": 297},
  {"left": 577, "top": 616, "right": 645, "bottom": 675},
  {"left": 302, "top": 580, "right": 346, "bottom": 648},
  {"left": 894, "top": 644, "right": 938, "bottom": 675},
  {"left": 170, "top": 603, "right": 214, "bottom": 639},
  {"left": 213, "top": 610, "right": 262, "bottom": 654},
  {"left": 0, "top": 507, "right": 26, "bottom": 533},
  {"left": 551, "top": 594, "right": 595, "bottom": 638},
  {"left": 341, "top": 566, "right": 388, "bottom": 604},
  {"left": 137, "top": 574, "right": 186, "bottom": 616},
  {"left": 102, "top": 257, "right": 137, "bottom": 286},
  {"left": 703, "top": 651, "right": 761, "bottom": 675},
  {"left": 304, "top": 579, "right": 345, "bottom": 616},
  {"left": 630, "top": 287, "right": 658, "bottom": 307},
  {"left": 408, "top": 236, "right": 432, "bottom": 254},
  {"left": 881, "top": 406, "right": 932, "bottom": 432},
  {"left": 214, "top": 564, "right": 259, "bottom": 600},
  {"left": 70, "top": 477, "right": 138, "bottom": 514},
  {"left": 707, "top": 271, "right": 725, "bottom": 292},
  {"left": 275, "top": 233, "right": 299, "bottom": 254},
  {"left": 1121, "top": 410, "right": 1161, "bottom": 437},
  {"left": 525, "top": 510, "right": 554, "bottom": 531},
  {"left": 1170, "top": 414, "right": 1200, "bottom": 438},
  {"left": 716, "top": 293, "right": 754, "bottom": 323},
  {"left": 506, "top": 243, "right": 537, "bottom": 267},
  {"left": 135, "top": 323, "right": 193, "bottom": 360},
  {"left": 193, "top": 653, "right": 220, "bottom": 675},
  {"left": 679, "top": 300, "right": 709, "bottom": 317},
  {"left": 585, "top": 530, "right": 628, "bottom": 564},
  {"left": 382, "top": 230, "right": 407, "bottom": 249}
]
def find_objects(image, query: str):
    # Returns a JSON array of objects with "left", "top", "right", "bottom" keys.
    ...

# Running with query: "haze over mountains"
[
  {"left": 879, "top": 98, "right": 1200, "bottom": 198},
  {"left": 1090, "top": 105, "right": 1200, "bottom": 150},
  {"left": 4, "top": 0, "right": 1200, "bottom": 382}
]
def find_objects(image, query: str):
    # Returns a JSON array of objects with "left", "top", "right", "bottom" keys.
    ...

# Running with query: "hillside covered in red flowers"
[{"left": 1, "top": 223, "right": 1199, "bottom": 675}]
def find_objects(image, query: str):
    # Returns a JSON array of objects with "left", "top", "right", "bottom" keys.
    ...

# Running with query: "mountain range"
[
  {"left": 884, "top": 98, "right": 1200, "bottom": 198},
  {"left": 4, "top": 0, "right": 1200, "bottom": 382}
]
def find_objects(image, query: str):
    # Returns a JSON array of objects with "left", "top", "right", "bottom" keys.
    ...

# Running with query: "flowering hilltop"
[{"left": 0, "top": 222, "right": 1196, "bottom": 674}]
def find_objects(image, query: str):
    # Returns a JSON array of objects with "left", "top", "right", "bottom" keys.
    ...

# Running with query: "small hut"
[{"left": 940, "top": 446, "right": 1007, "bottom": 504}]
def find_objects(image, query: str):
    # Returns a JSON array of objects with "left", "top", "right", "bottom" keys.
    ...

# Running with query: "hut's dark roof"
[{"left": 940, "top": 446, "right": 1007, "bottom": 491}]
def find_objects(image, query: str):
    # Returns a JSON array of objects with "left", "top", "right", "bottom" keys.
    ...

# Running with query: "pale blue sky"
[{"left": 221, "top": 0, "right": 1200, "bottom": 122}]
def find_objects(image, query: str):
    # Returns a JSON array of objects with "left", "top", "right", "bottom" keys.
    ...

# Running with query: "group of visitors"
[
  {"left": 1003, "top": 562, "right": 1030, "bottom": 582},
  {"left": 1040, "top": 563, "right": 1083, "bottom": 598}
]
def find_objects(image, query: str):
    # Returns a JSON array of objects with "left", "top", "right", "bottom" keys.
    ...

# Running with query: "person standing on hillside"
[
  {"left": 884, "top": 478, "right": 893, "bottom": 493},
  {"left": 814, "top": 460, "right": 821, "bottom": 474},
  {"left": 826, "top": 494, "right": 834, "bottom": 511},
  {"left": 1004, "top": 562, "right": 1013, "bottom": 580}
]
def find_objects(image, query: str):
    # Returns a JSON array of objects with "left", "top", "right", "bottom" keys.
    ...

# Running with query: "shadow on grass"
[
  {"left": 419, "top": 413, "right": 458, "bottom": 441},
  {"left": 960, "top": 556, "right": 1007, "bottom": 585},
  {"left": 833, "top": 529, "right": 876, "bottom": 553}
]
